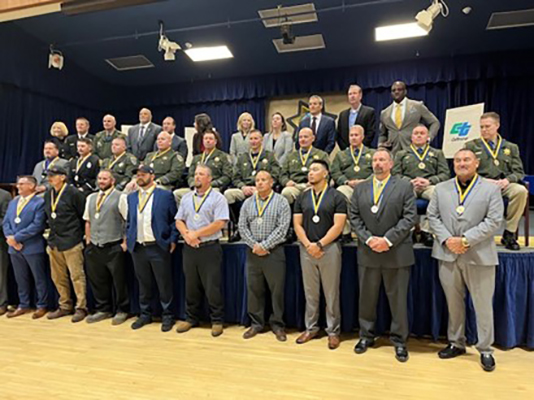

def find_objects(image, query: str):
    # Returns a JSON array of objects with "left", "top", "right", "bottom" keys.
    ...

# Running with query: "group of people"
[{"left": 0, "top": 81, "right": 529, "bottom": 374}]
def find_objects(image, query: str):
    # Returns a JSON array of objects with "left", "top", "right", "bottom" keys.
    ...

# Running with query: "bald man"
[
  {"left": 94, "top": 114, "right": 126, "bottom": 160},
  {"left": 141, "top": 132, "right": 185, "bottom": 191},
  {"left": 127, "top": 108, "right": 162, "bottom": 161},
  {"left": 156, "top": 116, "right": 188, "bottom": 159}
]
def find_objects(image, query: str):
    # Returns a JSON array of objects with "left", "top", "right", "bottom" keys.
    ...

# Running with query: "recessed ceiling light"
[
  {"left": 184, "top": 46, "right": 233, "bottom": 62},
  {"left": 375, "top": 22, "right": 429, "bottom": 41}
]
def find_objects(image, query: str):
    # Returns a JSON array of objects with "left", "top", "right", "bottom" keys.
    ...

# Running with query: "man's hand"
[
  {"left": 286, "top": 180, "right": 296, "bottom": 187},
  {"left": 242, "top": 186, "right": 256, "bottom": 197},
  {"left": 6, "top": 236, "right": 17, "bottom": 248},
  {"left": 348, "top": 179, "right": 363, "bottom": 188},
  {"left": 369, "top": 237, "right": 390, "bottom": 253},
  {"left": 170, "top": 242, "right": 176, "bottom": 253},
  {"left": 253, "top": 243, "right": 269, "bottom": 256},
  {"left": 445, "top": 237, "right": 467, "bottom": 255},
  {"left": 13, "top": 243, "right": 23, "bottom": 252},
  {"left": 120, "top": 242, "right": 128, "bottom": 252},
  {"left": 125, "top": 180, "right": 138, "bottom": 192},
  {"left": 497, "top": 179, "right": 510, "bottom": 190},
  {"left": 306, "top": 243, "right": 324, "bottom": 259}
]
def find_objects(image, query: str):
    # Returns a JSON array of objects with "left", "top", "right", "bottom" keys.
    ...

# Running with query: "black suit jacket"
[
  {"left": 64, "top": 134, "right": 95, "bottom": 160},
  {"left": 336, "top": 105, "right": 376, "bottom": 150},
  {"left": 296, "top": 114, "right": 336, "bottom": 153}
]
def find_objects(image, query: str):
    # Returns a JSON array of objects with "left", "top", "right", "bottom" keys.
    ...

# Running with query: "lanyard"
[
  {"left": 310, "top": 183, "right": 329, "bottom": 215},
  {"left": 371, "top": 175, "right": 392, "bottom": 206},
  {"left": 108, "top": 152, "right": 126, "bottom": 169},
  {"left": 193, "top": 187, "right": 212, "bottom": 214},
  {"left": 138, "top": 185, "right": 156, "bottom": 213},
  {"left": 51, "top": 183, "right": 67, "bottom": 214},
  {"left": 255, "top": 191, "right": 274, "bottom": 218}
]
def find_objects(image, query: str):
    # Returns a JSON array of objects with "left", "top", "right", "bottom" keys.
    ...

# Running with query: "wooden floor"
[{"left": 0, "top": 316, "right": 532, "bottom": 400}]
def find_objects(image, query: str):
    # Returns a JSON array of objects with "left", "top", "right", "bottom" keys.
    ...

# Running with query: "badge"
[
  {"left": 365, "top": 153, "right": 371, "bottom": 159},
  {"left": 243, "top": 162, "right": 248, "bottom": 167},
  {"left": 371, "top": 205, "right": 379, "bottom": 214},
  {"left": 429, "top": 152, "right": 434, "bottom": 157},
  {"left": 95, "top": 213, "right": 100, "bottom": 219},
  {"left": 503, "top": 148, "right": 511, "bottom": 155},
  {"left": 150, "top": 163, "right": 155, "bottom": 168},
  {"left": 131, "top": 157, "right": 137, "bottom": 164},
  {"left": 262, "top": 159, "right": 268, "bottom": 164},
  {"left": 74, "top": 175, "right": 79, "bottom": 181},
  {"left": 163, "top": 157, "right": 168, "bottom": 161},
  {"left": 215, "top": 157, "right": 220, "bottom": 162},
  {"left": 51, "top": 212, "right": 57, "bottom": 219},
  {"left": 418, "top": 162, "right": 426, "bottom": 169},
  {"left": 87, "top": 162, "right": 92, "bottom": 168},
  {"left": 14, "top": 217, "right": 21, "bottom": 224},
  {"left": 354, "top": 166, "right": 360, "bottom": 172},
  {"left": 252, "top": 171, "right": 256, "bottom": 176},
  {"left": 194, "top": 214, "right": 200, "bottom": 221},
  {"left": 312, "top": 215, "right": 320, "bottom": 224},
  {"left": 313, "top": 155, "right": 319, "bottom": 160},
  {"left": 494, "top": 159, "right": 500, "bottom": 166},
  {"left": 301, "top": 167, "right": 308, "bottom": 172},
  {"left": 119, "top": 163, "right": 124, "bottom": 168},
  {"left": 257, "top": 217, "right": 263, "bottom": 224},
  {"left": 456, "top": 205, "right": 465, "bottom": 215}
]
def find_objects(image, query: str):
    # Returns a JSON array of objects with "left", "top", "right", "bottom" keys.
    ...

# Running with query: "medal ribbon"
[
  {"left": 201, "top": 148, "right": 216, "bottom": 164},
  {"left": 311, "top": 183, "right": 329, "bottom": 215},
  {"left": 150, "top": 148, "right": 171, "bottom": 162},
  {"left": 193, "top": 187, "right": 212, "bottom": 214},
  {"left": 481, "top": 135, "right": 502, "bottom": 163},
  {"left": 51, "top": 183, "right": 67, "bottom": 214},
  {"left": 299, "top": 148, "right": 312, "bottom": 167},
  {"left": 371, "top": 175, "right": 392, "bottom": 207},
  {"left": 96, "top": 187, "right": 114, "bottom": 214},
  {"left": 249, "top": 147, "right": 264, "bottom": 171},
  {"left": 410, "top": 144, "right": 430, "bottom": 163},
  {"left": 76, "top": 154, "right": 91, "bottom": 173},
  {"left": 16, "top": 193, "right": 36, "bottom": 218},
  {"left": 108, "top": 152, "right": 126, "bottom": 169},
  {"left": 255, "top": 191, "right": 274, "bottom": 218},
  {"left": 454, "top": 174, "right": 479, "bottom": 206},
  {"left": 350, "top": 145, "right": 363, "bottom": 167},
  {"left": 138, "top": 184, "right": 156, "bottom": 213}
]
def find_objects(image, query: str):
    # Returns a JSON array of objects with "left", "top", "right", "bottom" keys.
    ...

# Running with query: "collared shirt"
[
  {"left": 77, "top": 133, "right": 89, "bottom": 139},
  {"left": 310, "top": 113, "right": 322, "bottom": 132},
  {"left": 175, "top": 188, "right": 229, "bottom": 242},
  {"left": 238, "top": 191, "right": 291, "bottom": 251},
  {"left": 349, "top": 104, "right": 362, "bottom": 128},
  {"left": 136, "top": 186, "right": 156, "bottom": 243},
  {"left": 390, "top": 97, "right": 407, "bottom": 125}
]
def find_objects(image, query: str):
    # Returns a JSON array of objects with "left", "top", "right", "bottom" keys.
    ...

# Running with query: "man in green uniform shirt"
[
  {"left": 101, "top": 136, "right": 138, "bottom": 192},
  {"left": 93, "top": 114, "right": 125, "bottom": 160},
  {"left": 143, "top": 132, "right": 185, "bottom": 191}
]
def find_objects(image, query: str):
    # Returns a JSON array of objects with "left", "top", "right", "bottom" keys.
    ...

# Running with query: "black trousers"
[
  {"left": 132, "top": 243, "right": 174, "bottom": 320},
  {"left": 84, "top": 242, "right": 129, "bottom": 313},
  {"left": 182, "top": 242, "right": 224, "bottom": 324},
  {"left": 246, "top": 246, "right": 285, "bottom": 331},
  {"left": 358, "top": 265, "right": 411, "bottom": 346}
]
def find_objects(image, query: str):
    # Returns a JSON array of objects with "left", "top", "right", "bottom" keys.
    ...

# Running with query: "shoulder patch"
[{"left": 503, "top": 148, "right": 511, "bottom": 156}]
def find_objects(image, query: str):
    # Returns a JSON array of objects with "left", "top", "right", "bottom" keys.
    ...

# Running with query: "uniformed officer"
[
  {"left": 93, "top": 114, "right": 125, "bottom": 160},
  {"left": 142, "top": 132, "right": 185, "bottom": 191},
  {"left": 64, "top": 117, "right": 94, "bottom": 160},
  {"left": 101, "top": 136, "right": 138, "bottom": 192},
  {"left": 392, "top": 124, "right": 450, "bottom": 246},
  {"left": 280, "top": 127, "right": 329, "bottom": 205},
  {"left": 68, "top": 137, "right": 100, "bottom": 196},
  {"left": 173, "top": 130, "right": 232, "bottom": 206},
  {"left": 464, "top": 112, "right": 528, "bottom": 250},
  {"left": 331, "top": 124, "right": 374, "bottom": 239}
]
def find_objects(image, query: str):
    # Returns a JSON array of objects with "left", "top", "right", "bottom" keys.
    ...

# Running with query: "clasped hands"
[
  {"left": 6, "top": 236, "right": 23, "bottom": 251},
  {"left": 445, "top": 237, "right": 468, "bottom": 255},
  {"left": 368, "top": 237, "right": 390, "bottom": 253},
  {"left": 183, "top": 230, "right": 201, "bottom": 248}
]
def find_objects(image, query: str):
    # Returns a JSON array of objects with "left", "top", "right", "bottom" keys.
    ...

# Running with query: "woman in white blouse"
[
  {"left": 229, "top": 112, "right": 255, "bottom": 163},
  {"left": 263, "top": 112, "right": 294, "bottom": 165}
]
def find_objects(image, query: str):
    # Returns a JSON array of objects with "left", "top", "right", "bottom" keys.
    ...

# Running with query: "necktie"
[
  {"left": 489, "top": 141, "right": 495, "bottom": 150},
  {"left": 395, "top": 104, "right": 402, "bottom": 129},
  {"left": 311, "top": 117, "right": 317, "bottom": 135},
  {"left": 417, "top": 147, "right": 424, "bottom": 155},
  {"left": 354, "top": 149, "right": 359, "bottom": 157},
  {"left": 139, "top": 126, "right": 145, "bottom": 141}
]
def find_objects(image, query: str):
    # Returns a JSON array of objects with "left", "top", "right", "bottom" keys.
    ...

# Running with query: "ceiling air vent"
[
  {"left": 259, "top": 3, "right": 318, "bottom": 28},
  {"left": 487, "top": 8, "right": 534, "bottom": 30},
  {"left": 105, "top": 55, "right": 154, "bottom": 71},
  {"left": 273, "top": 34, "right": 325, "bottom": 54}
]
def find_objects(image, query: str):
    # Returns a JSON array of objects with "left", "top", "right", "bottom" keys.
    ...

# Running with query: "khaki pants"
[
  {"left": 415, "top": 185, "right": 435, "bottom": 233},
  {"left": 47, "top": 242, "right": 87, "bottom": 311},
  {"left": 502, "top": 183, "right": 528, "bottom": 232},
  {"left": 173, "top": 187, "right": 221, "bottom": 208},
  {"left": 224, "top": 188, "right": 248, "bottom": 205},
  {"left": 337, "top": 185, "right": 354, "bottom": 235},
  {"left": 281, "top": 183, "right": 308, "bottom": 205}
]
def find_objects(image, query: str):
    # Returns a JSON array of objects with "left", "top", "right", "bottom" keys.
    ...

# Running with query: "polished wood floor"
[{"left": 0, "top": 315, "right": 532, "bottom": 400}]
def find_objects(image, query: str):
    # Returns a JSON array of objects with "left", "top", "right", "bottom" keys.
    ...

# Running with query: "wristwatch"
[
  {"left": 316, "top": 241, "right": 324, "bottom": 251},
  {"left": 461, "top": 236, "right": 470, "bottom": 248}
]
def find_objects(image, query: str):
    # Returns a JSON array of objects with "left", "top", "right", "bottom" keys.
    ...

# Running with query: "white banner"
[{"left": 442, "top": 103, "right": 484, "bottom": 158}]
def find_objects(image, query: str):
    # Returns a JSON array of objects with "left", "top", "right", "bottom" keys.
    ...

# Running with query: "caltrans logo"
[{"left": 450, "top": 122, "right": 471, "bottom": 137}]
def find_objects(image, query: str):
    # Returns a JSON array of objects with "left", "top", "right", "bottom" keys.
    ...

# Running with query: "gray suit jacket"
[
  {"left": 379, "top": 98, "right": 440, "bottom": 155},
  {"left": 33, "top": 158, "right": 70, "bottom": 188},
  {"left": 427, "top": 177, "right": 504, "bottom": 266},
  {"left": 128, "top": 122, "right": 162, "bottom": 161},
  {"left": 263, "top": 131, "right": 294, "bottom": 165},
  {"left": 350, "top": 175, "right": 416, "bottom": 268}
]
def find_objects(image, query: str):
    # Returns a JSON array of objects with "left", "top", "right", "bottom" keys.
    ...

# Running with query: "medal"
[
  {"left": 299, "top": 148, "right": 312, "bottom": 172},
  {"left": 95, "top": 213, "right": 100, "bottom": 219},
  {"left": 494, "top": 159, "right": 500, "bottom": 166},
  {"left": 418, "top": 162, "right": 426, "bottom": 169},
  {"left": 310, "top": 183, "right": 328, "bottom": 225},
  {"left": 371, "top": 205, "right": 379, "bottom": 214},
  {"left": 312, "top": 215, "right": 320, "bottom": 224},
  {"left": 194, "top": 214, "right": 200, "bottom": 221},
  {"left": 456, "top": 206, "right": 465, "bottom": 215},
  {"left": 252, "top": 171, "right": 256, "bottom": 176},
  {"left": 193, "top": 187, "right": 212, "bottom": 219},
  {"left": 482, "top": 136, "right": 503, "bottom": 168},
  {"left": 51, "top": 212, "right": 57, "bottom": 219},
  {"left": 150, "top": 163, "right": 154, "bottom": 168},
  {"left": 410, "top": 144, "right": 430, "bottom": 171},
  {"left": 14, "top": 217, "right": 21, "bottom": 224},
  {"left": 257, "top": 217, "right": 263, "bottom": 224},
  {"left": 371, "top": 175, "right": 391, "bottom": 215},
  {"left": 301, "top": 167, "right": 308, "bottom": 172},
  {"left": 50, "top": 183, "right": 67, "bottom": 221},
  {"left": 74, "top": 175, "right": 79, "bottom": 182},
  {"left": 255, "top": 191, "right": 274, "bottom": 223},
  {"left": 454, "top": 174, "right": 479, "bottom": 217},
  {"left": 354, "top": 166, "right": 360, "bottom": 172},
  {"left": 249, "top": 148, "right": 263, "bottom": 177},
  {"left": 350, "top": 145, "right": 363, "bottom": 174}
]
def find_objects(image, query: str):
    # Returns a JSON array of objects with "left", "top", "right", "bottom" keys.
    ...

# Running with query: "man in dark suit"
[
  {"left": 127, "top": 108, "right": 162, "bottom": 162},
  {"left": 3, "top": 176, "right": 50, "bottom": 319},
  {"left": 126, "top": 165, "right": 178, "bottom": 332},
  {"left": 296, "top": 95, "right": 336, "bottom": 153},
  {"left": 0, "top": 188, "right": 12, "bottom": 316},
  {"left": 68, "top": 137, "right": 100, "bottom": 196},
  {"left": 350, "top": 149, "right": 416, "bottom": 362},
  {"left": 158, "top": 116, "right": 188, "bottom": 160},
  {"left": 64, "top": 117, "right": 94, "bottom": 160},
  {"left": 336, "top": 84, "right": 377, "bottom": 149}
]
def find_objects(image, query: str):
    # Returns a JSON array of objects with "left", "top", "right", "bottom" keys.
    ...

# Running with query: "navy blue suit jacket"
[
  {"left": 126, "top": 188, "right": 178, "bottom": 252},
  {"left": 2, "top": 195, "right": 47, "bottom": 255},
  {"left": 296, "top": 114, "right": 337, "bottom": 153}
]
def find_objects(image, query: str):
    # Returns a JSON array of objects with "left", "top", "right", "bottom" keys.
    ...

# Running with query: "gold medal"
[
  {"left": 51, "top": 212, "right": 57, "bottom": 219},
  {"left": 494, "top": 159, "right": 500, "bottom": 166},
  {"left": 456, "top": 206, "right": 465, "bottom": 215},
  {"left": 371, "top": 205, "right": 379, "bottom": 214},
  {"left": 14, "top": 217, "right": 21, "bottom": 224},
  {"left": 257, "top": 217, "right": 263, "bottom": 224},
  {"left": 312, "top": 215, "right": 320, "bottom": 224},
  {"left": 418, "top": 162, "right": 426, "bottom": 169},
  {"left": 354, "top": 166, "right": 360, "bottom": 172},
  {"left": 301, "top": 167, "right": 308, "bottom": 172}
]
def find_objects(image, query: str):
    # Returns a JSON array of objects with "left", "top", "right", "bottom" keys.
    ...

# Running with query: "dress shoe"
[
  {"left": 501, "top": 230, "right": 520, "bottom": 251},
  {"left": 421, "top": 231, "right": 434, "bottom": 247},
  {"left": 481, "top": 354, "right": 496, "bottom": 372},
  {"left": 47, "top": 308, "right": 73, "bottom": 320},
  {"left": 72, "top": 309, "right": 87, "bottom": 323},
  {"left": 273, "top": 329, "right": 287, "bottom": 342},
  {"left": 111, "top": 312, "right": 129, "bottom": 326},
  {"left": 86, "top": 311, "right": 112, "bottom": 324},
  {"left": 438, "top": 344, "right": 466, "bottom": 359},
  {"left": 354, "top": 338, "right": 375, "bottom": 354},
  {"left": 243, "top": 327, "right": 259, "bottom": 339},
  {"left": 212, "top": 323, "right": 224, "bottom": 337},
  {"left": 131, "top": 317, "right": 152, "bottom": 330},
  {"left": 176, "top": 320, "right": 195, "bottom": 333},
  {"left": 328, "top": 335, "right": 340, "bottom": 350},
  {"left": 295, "top": 331, "right": 317, "bottom": 344},
  {"left": 0, "top": 306, "right": 8, "bottom": 316},
  {"left": 32, "top": 308, "right": 47, "bottom": 319},
  {"left": 395, "top": 346, "right": 409, "bottom": 363},
  {"left": 6, "top": 308, "right": 32, "bottom": 318},
  {"left": 161, "top": 318, "right": 175, "bottom": 332}
]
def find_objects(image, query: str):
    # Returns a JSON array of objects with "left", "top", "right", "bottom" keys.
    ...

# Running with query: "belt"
[
  {"left": 136, "top": 241, "right": 157, "bottom": 247},
  {"left": 93, "top": 240, "right": 122, "bottom": 249},
  {"left": 187, "top": 239, "right": 219, "bottom": 248}
]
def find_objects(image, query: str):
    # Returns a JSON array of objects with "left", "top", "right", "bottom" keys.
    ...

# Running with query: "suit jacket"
[
  {"left": 2, "top": 195, "right": 46, "bottom": 255},
  {"left": 350, "top": 175, "right": 416, "bottom": 268},
  {"left": 296, "top": 114, "right": 336, "bottom": 153},
  {"left": 64, "top": 134, "right": 95, "bottom": 160},
  {"left": 127, "top": 122, "right": 162, "bottom": 161},
  {"left": 379, "top": 99, "right": 440, "bottom": 155},
  {"left": 336, "top": 105, "right": 377, "bottom": 149},
  {"left": 0, "top": 188, "right": 12, "bottom": 237},
  {"left": 263, "top": 131, "right": 294, "bottom": 165},
  {"left": 33, "top": 158, "right": 70, "bottom": 187},
  {"left": 153, "top": 133, "right": 188, "bottom": 160},
  {"left": 427, "top": 177, "right": 503, "bottom": 266},
  {"left": 126, "top": 188, "right": 178, "bottom": 252},
  {"left": 68, "top": 154, "right": 100, "bottom": 195}
]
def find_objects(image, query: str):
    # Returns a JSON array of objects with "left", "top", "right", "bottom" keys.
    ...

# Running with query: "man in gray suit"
[
  {"left": 428, "top": 148, "right": 503, "bottom": 372},
  {"left": 350, "top": 149, "right": 416, "bottom": 362},
  {"left": 127, "top": 108, "right": 162, "bottom": 162},
  {"left": 33, "top": 140, "right": 70, "bottom": 194},
  {"left": 379, "top": 81, "right": 440, "bottom": 155}
]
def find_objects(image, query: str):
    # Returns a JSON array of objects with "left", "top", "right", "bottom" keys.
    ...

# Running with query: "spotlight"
[
  {"left": 415, "top": 0, "right": 449, "bottom": 32},
  {"left": 158, "top": 21, "right": 181, "bottom": 61},
  {"left": 48, "top": 46, "right": 64, "bottom": 70},
  {"left": 280, "top": 24, "right": 295, "bottom": 45}
]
